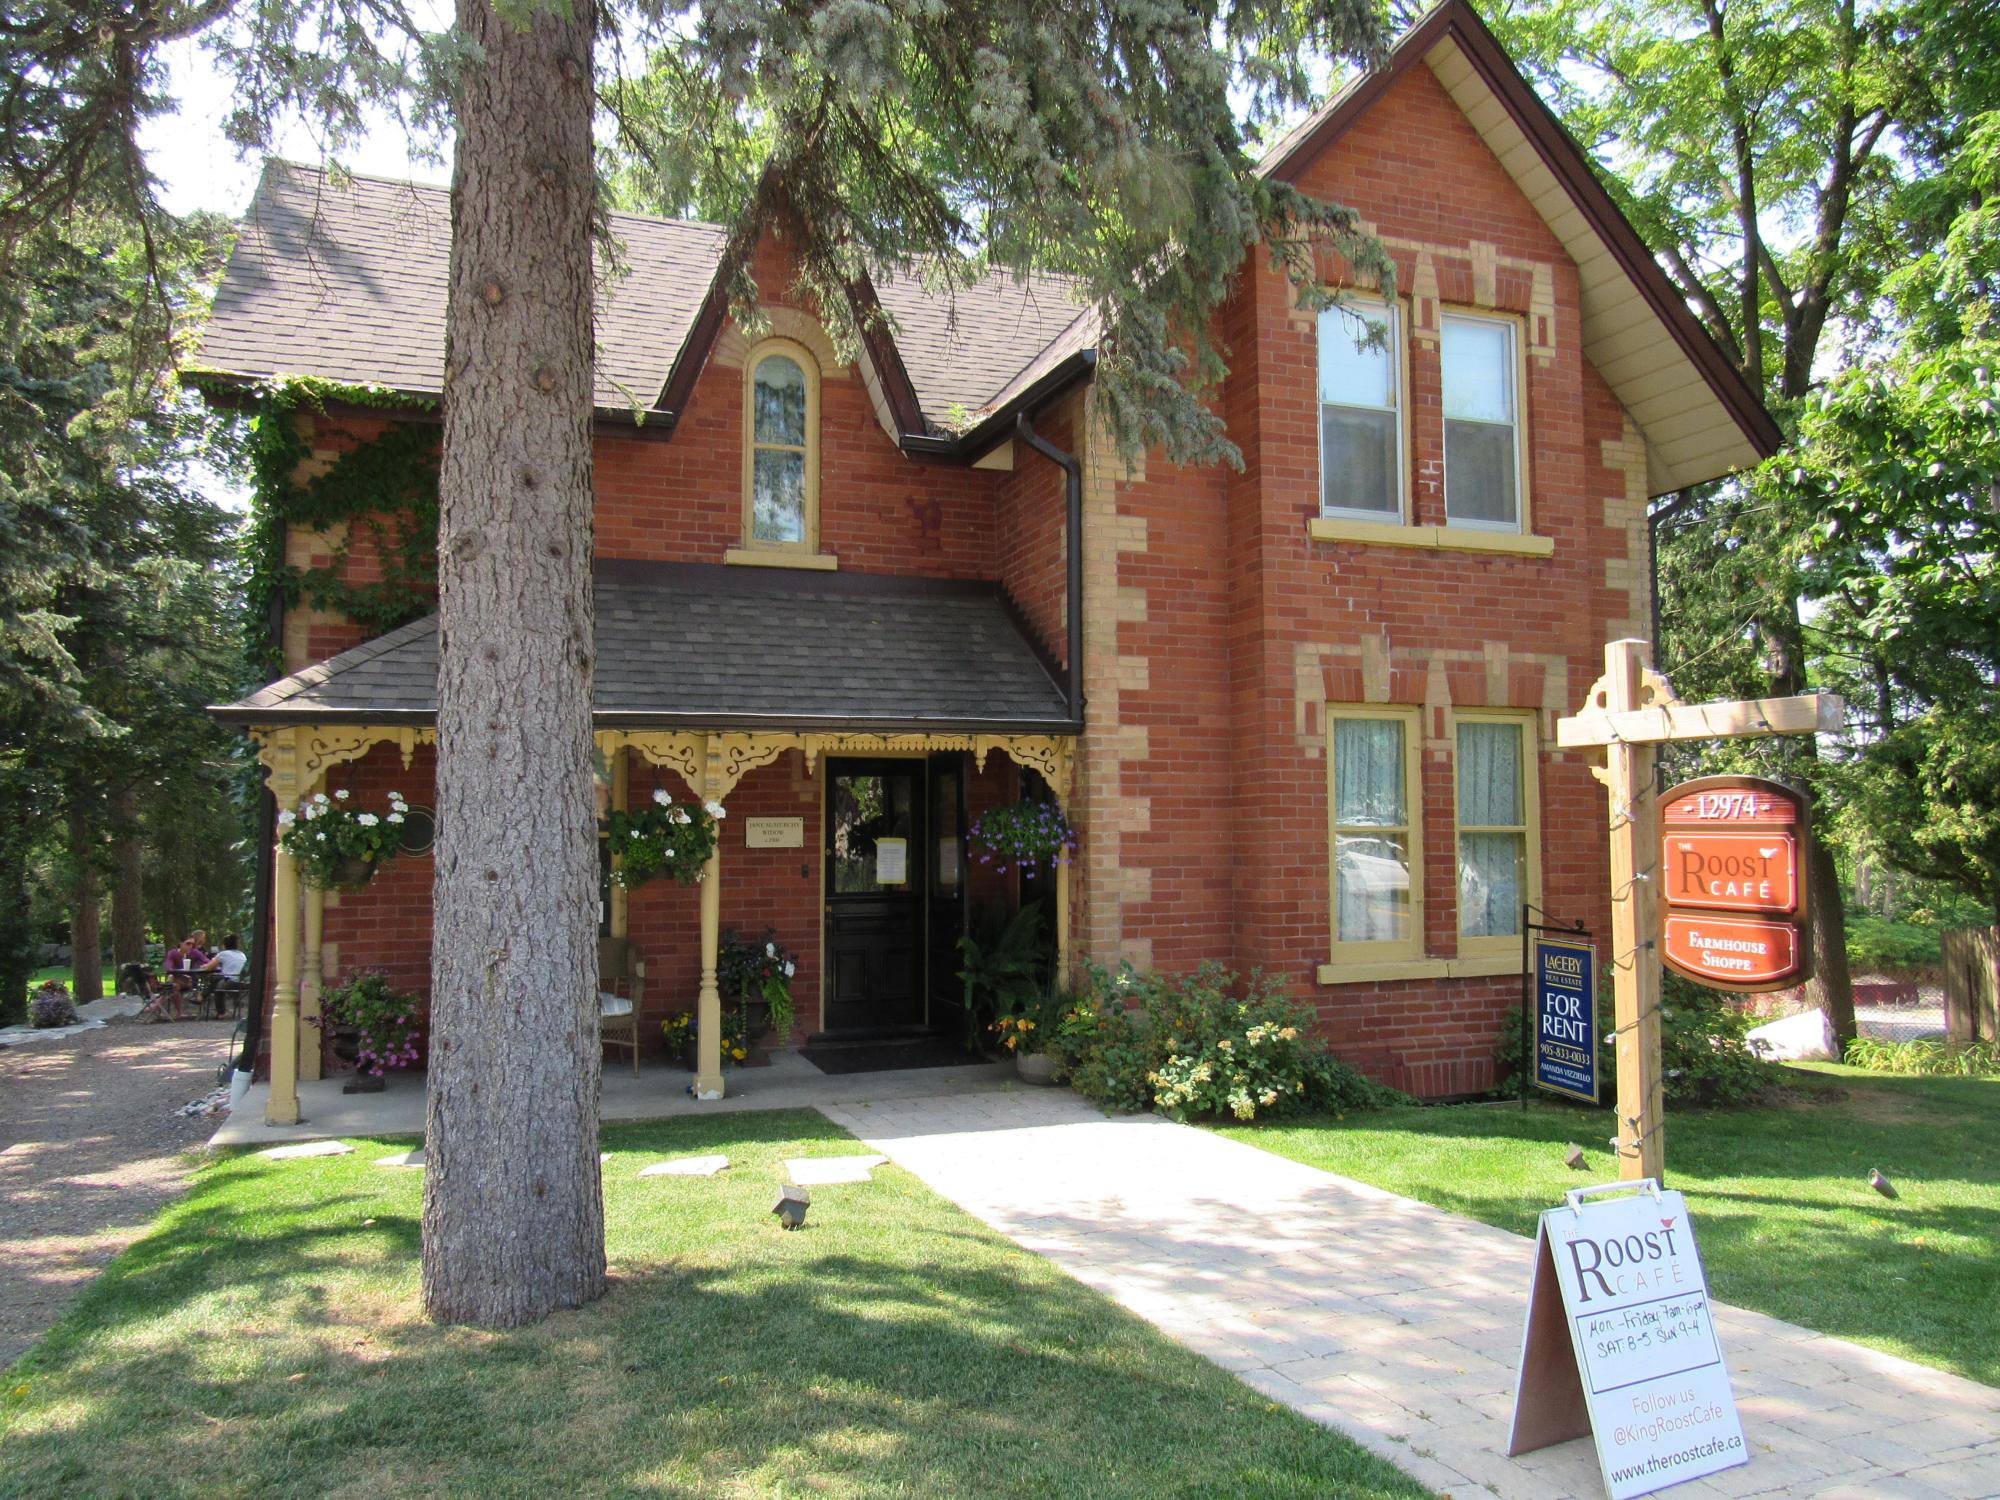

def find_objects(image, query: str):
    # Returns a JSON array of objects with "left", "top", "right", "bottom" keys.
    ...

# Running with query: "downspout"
[
  {"left": 235, "top": 589, "right": 284, "bottom": 1079},
  {"left": 1014, "top": 411, "right": 1084, "bottom": 723}
]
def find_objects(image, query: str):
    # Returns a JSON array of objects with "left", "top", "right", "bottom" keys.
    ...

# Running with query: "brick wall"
[{"left": 1075, "top": 61, "right": 1646, "bottom": 1097}]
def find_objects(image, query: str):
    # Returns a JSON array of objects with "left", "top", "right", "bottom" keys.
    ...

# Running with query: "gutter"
[{"left": 1012, "top": 408, "right": 1086, "bottom": 724}]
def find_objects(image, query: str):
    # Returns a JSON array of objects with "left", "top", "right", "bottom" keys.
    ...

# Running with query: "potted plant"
[
  {"left": 718, "top": 927, "right": 797, "bottom": 1049},
  {"left": 660, "top": 1006, "right": 756, "bottom": 1069},
  {"left": 605, "top": 787, "right": 722, "bottom": 888},
  {"left": 279, "top": 789, "right": 411, "bottom": 890},
  {"left": 992, "top": 987, "right": 1073, "bottom": 1085},
  {"left": 969, "top": 797, "right": 1076, "bottom": 879},
  {"left": 315, "top": 971, "right": 422, "bottom": 1093}
]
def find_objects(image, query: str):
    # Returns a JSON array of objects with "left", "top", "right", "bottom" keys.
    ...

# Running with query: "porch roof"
[{"left": 213, "top": 561, "right": 1076, "bottom": 734}]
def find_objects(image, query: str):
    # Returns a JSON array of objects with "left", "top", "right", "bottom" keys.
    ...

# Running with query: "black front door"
[{"left": 824, "top": 760, "right": 926, "bottom": 1033}]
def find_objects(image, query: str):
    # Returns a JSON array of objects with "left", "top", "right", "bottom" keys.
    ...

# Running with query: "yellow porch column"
[
  {"left": 1056, "top": 858, "right": 1072, "bottom": 986},
  {"left": 693, "top": 838, "right": 725, "bottom": 1099},
  {"left": 299, "top": 884, "right": 325, "bottom": 1082},
  {"left": 268, "top": 839, "right": 303, "bottom": 1125},
  {"left": 609, "top": 747, "right": 630, "bottom": 939}
]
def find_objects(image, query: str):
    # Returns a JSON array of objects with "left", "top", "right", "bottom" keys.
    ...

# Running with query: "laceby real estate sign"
[
  {"left": 1658, "top": 776, "right": 1810, "bottom": 993},
  {"left": 1532, "top": 934, "right": 1599, "bottom": 1102},
  {"left": 1509, "top": 1182, "right": 1748, "bottom": 1498}
]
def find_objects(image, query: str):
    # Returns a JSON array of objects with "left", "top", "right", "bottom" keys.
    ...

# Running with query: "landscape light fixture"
[
  {"left": 772, "top": 1183, "right": 811, "bottom": 1229},
  {"left": 1869, "top": 1169, "right": 1897, "bottom": 1200},
  {"left": 1564, "top": 1145, "right": 1588, "bottom": 1171}
]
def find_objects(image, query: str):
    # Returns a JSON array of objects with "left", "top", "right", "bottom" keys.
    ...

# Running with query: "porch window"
[
  {"left": 1317, "top": 301, "right": 1404, "bottom": 521},
  {"left": 743, "top": 339, "right": 819, "bottom": 551},
  {"left": 1442, "top": 312, "right": 1522, "bottom": 531},
  {"left": 1454, "top": 713, "right": 1540, "bottom": 953},
  {"left": 1325, "top": 705, "right": 1423, "bottom": 962}
]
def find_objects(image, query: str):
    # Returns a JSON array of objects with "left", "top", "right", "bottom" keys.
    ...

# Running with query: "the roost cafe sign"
[{"left": 1659, "top": 775, "right": 1810, "bottom": 992}]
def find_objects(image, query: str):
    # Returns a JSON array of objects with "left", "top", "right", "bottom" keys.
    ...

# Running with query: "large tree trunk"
[
  {"left": 110, "top": 783, "right": 145, "bottom": 969},
  {"left": 68, "top": 804, "right": 103, "bottom": 1002},
  {"left": 0, "top": 773, "right": 32, "bottom": 1026},
  {"left": 420, "top": 0, "right": 605, "bottom": 1327}
]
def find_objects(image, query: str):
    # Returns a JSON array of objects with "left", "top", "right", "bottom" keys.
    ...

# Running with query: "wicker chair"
[{"left": 598, "top": 936, "right": 645, "bottom": 1078}]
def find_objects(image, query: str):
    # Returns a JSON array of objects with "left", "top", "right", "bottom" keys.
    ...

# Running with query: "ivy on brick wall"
[{"left": 242, "top": 379, "right": 441, "bottom": 676}]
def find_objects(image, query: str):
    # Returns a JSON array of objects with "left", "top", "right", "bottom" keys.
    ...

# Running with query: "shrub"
[
  {"left": 320, "top": 972, "right": 422, "bottom": 1076},
  {"left": 1495, "top": 975, "right": 1776, "bottom": 1107},
  {"left": 1843, "top": 912, "right": 1943, "bottom": 974},
  {"left": 1845, "top": 1036, "right": 2000, "bottom": 1076},
  {"left": 29, "top": 986, "right": 77, "bottom": 1029},
  {"left": 1051, "top": 961, "right": 1406, "bottom": 1122}
]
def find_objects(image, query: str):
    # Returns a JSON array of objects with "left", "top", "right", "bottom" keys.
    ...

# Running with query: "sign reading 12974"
[{"left": 1659, "top": 775, "right": 1810, "bottom": 993}]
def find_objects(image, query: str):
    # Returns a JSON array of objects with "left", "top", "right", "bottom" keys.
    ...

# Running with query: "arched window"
[{"left": 742, "top": 340, "right": 819, "bottom": 552}]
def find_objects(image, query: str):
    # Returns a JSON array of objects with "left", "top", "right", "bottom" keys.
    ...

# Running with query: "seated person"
[
  {"left": 199, "top": 935, "right": 249, "bottom": 1014},
  {"left": 161, "top": 932, "right": 209, "bottom": 1020}
]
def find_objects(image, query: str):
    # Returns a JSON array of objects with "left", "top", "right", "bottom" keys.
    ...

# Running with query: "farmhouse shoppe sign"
[
  {"left": 1658, "top": 776, "right": 1810, "bottom": 993},
  {"left": 1509, "top": 1182, "right": 1748, "bottom": 1498}
]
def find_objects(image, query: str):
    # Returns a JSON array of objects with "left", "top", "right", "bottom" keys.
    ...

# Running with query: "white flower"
[
  {"left": 334, "top": 789, "right": 350, "bottom": 801},
  {"left": 315, "top": 831, "right": 327, "bottom": 841},
  {"left": 387, "top": 813, "right": 404, "bottom": 824},
  {"left": 705, "top": 801, "right": 726, "bottom": 819},
  {"left": 313, "top": 792, "right": 330, "bottom": 805},
  {"left": 661, "top": 847, "right": 674, "bottom": 859},
  {"left": 652, "top": 788, "right": 672, "bottom": 806},
  {"left": 783, "top": 961, "right": 795, "bottom": 978},
  {"left": 277, "top": 809, "right": 296, "bottom": 828},
  {"left": 766, "top": 942, "right": 776, "bottom": 957},
  {"left": 672, "top": 808, "right": 691, "bottom": 825},
  {"left": 388, "top": 792, "right": 402, "bottom": 802},
  {"left": 357, "top": 813, "right": 380, "bottom": 827}
]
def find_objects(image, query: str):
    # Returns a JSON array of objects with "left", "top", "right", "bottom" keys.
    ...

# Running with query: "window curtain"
[
  {"left": 1334, "top": 718, "right": 1408, "bottom": 941},
  {"left": 1458, "top": 722, "right": 1524, "bottom": 937}
]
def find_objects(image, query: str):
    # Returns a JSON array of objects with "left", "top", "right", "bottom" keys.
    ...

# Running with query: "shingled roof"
[
  {"left": 195, "top": 160, "right": 1089, "bottom": 437},
  {"left": 214, "top": 562, "right": 1076, "bottom": 733}
]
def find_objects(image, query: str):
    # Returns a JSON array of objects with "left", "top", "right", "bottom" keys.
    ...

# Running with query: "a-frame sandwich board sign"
[{"left": 1509, "top": 1180, "right": 1748, "bottom": 1498}]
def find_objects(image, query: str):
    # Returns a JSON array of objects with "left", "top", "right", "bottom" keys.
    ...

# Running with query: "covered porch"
[{"left": 219, "top": 563, "right": 1081, "bottom": 1128}]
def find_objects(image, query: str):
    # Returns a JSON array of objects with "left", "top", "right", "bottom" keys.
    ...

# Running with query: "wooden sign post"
[{"left": 1556, "top": 641, "right": 1842, "bottom": 1182}]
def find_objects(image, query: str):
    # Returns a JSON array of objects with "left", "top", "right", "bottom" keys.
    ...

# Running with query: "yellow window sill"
[
  {"left": 723, "top": 547, "right": 838, "bottom": 572},
  {"left": 1307, "top": 517, "right": 1554, "bottom": 557},
  {"left": 1315, "top": 954, "right": 1522, "bottom": 985}
]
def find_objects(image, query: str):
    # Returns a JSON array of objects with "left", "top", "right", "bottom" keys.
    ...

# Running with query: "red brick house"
[{"left": 200, "top": 0, "right": 1777, "bottom": 1122}]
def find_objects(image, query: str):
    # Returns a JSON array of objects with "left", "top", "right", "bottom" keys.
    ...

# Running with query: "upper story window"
[
  {"left": 743, "top": 339, "right": 819, "bottom": 552},
  {"left": 1317, "top": 303, "right": 1404, "bottom": 522},
  {"left": 1442, "top": 313, "right": 1521, "bottom": 532}
]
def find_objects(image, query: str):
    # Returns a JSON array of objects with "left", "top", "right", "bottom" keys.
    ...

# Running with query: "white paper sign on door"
[
  {"left": 874, "top": 837, "right": 907, "bottom": 886},
  {"left": 1509, "top": 1181, "right": 1747, "bottom": 1498}
]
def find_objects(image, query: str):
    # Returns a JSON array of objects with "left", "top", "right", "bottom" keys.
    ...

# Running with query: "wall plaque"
[{"left": 744, "top": 817, "right": 804, "bottom": 849}]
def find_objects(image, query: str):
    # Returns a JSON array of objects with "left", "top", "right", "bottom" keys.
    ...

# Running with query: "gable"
[{"left": 1261, "top": 0, "right": 1779, "bottom": 494}]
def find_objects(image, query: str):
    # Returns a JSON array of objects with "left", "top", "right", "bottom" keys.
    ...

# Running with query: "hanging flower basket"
[
  {"left": 280, "top": 790, "right": 412, "bottom": 891},
  {"left": 969, "top": 798, "right": 1076, "bottom": 877},
  {"left": 606, "top": 788, "right": 723, "bottom": 888}
]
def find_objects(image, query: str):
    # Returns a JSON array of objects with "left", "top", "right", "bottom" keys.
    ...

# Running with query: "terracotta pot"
[{"left": 1015, "top": 1050, "right": 1060, "bottom": 1086}]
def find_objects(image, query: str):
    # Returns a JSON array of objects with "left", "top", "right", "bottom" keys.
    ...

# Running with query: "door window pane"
[
  {"left": 1318, "top": 304, "right": 1402, "bottom": 519},
  {"left": 831, "top": 774, "right": 915, "bottom": 893},
  {"left": 1442, "top": 315, "right": 1520, "bottom": 530}
]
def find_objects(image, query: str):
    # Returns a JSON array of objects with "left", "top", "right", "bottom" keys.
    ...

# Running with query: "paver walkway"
[{"left": 824, "top": 1089, "right": 2000, "bottom": 1500}]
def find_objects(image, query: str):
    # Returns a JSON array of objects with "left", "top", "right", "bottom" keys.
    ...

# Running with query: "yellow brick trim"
[
  {"left": 1307, "top": 517, "right": 1555, "bottom": 556},
  {"left": 1315, "top": 955, "right": 1521, "bottom": 985},
  {"left": 722, "top": 547, "right": 838, "bottom": 571}
]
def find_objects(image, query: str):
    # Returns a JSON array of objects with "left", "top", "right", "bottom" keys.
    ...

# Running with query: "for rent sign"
[
  {"left": 1534, "top": 935, "right": 1598, "bottom": 1102},
  {"left": 1658, "top": 775, "right": 1810, "bottom": 993},
  {"left": 1509, "top": 1183, "right": 1748, "bottom": 1498}
]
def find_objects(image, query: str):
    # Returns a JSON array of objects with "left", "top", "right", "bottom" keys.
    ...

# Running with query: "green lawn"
[
  {"left": 1, "top": 1110, "right": 1429, "bottom": 1500},
  {"left": 1218, "top": 1063, "right": 2000, "bottom": 1387},
  {"left": 27, "top": 966, "right": 71, "bottom": 994}
]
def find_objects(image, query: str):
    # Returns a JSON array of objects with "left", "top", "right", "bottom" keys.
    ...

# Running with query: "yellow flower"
[{"left": 1216, "top": 1039, "right": 1232, "bottom": 1051}]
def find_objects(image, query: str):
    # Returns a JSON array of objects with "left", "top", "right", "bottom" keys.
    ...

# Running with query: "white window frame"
[
  {"left": 1440, "top": 309, "right": 1526, "bottom": 535},
  {"left": 1315, "top": 300, "right": 1409, "bottom": 525}
]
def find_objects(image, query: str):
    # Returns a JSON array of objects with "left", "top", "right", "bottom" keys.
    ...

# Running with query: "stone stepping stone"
[
  {"left": 376, "top": 1149, "right": 425, "bottom": 1168},
  {"left": 784, "top": 1155, "right": 887, "bottom": 1186},
  {"left": 258, "top": 1141, "right": 353, "bottom": 1160},
  {"left": 638, "top": 1154, "right": 729, "bottom": 1178}
]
